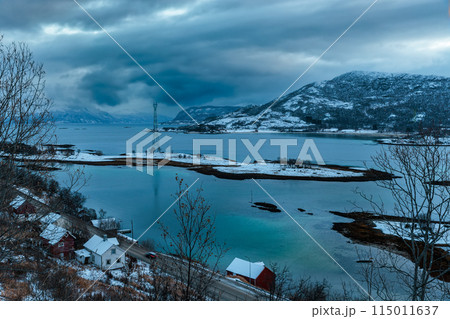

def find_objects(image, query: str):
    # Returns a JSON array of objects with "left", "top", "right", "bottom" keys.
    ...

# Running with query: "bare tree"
[
  {"left": 0, "top": 37, "right": 53, "bottom": 201},
  {"left": 159, "top": 176, "right": 227, "bottom": 300},
  {"left": 268, "top": 263, "right": 333, "bottom": 301},
  {"left": 146, "top": 258, "right": 180, "bottom": 301},
  {"left": 268, "top": 263, "right": 291, "bottom": 300},
  {"left": 355, "top": 247, "right": 398, "bottom": 301},
  {"left": 359, "top": 131, "right": 450, "bottom": 300},
  {"left": 290, "top": 277, "right": 329, "bottom": 301},
  {"left": 0, "top": 37, "right": 53, "bottom": 264}
]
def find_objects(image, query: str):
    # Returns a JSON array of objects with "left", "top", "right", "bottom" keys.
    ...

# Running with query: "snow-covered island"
[{"left": 12, "top": 149, "right": 395, "bottom": 182}]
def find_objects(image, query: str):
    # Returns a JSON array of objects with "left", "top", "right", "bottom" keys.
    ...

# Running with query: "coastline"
[
  {"left": 329, "top": 211, "right": 450, "bottom": 282},
  {"left": 16, "top": 152, "right": 396, "bottom": 182},
  {"left": 165, "top": 127, "right": 407, "bottom": 138}
]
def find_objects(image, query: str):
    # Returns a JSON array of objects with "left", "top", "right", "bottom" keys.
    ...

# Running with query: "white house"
[{"left": 80, "top": 235, "right": 125, "bottom": 270}]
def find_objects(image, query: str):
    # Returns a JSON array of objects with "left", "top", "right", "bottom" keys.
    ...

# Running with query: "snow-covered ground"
[
  {"left": 145, "top": 152, "right": 365, "bottom": 178},
  {"left": 17, "top": 150, "right": 367, "bottom": 179},
  {"left": 77, "top": 266, "right": 105, "bottom": 282},
  {"left": 214, "top": 162, "right": 364, "bottom": 177},
  {"left": 52, "top": 152, "right": 118, "bottom": 162},
  {"left": 117, "top": 233, "right": 137, "bottom": 243},
  {"left": 374, "top": 221, "right": 450, "bottom": 248}
]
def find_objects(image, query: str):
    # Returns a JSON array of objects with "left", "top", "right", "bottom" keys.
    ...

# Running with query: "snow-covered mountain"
[
  {"left": 201, "top": 71, "right": 450, "bottom": 132},
  {"left": 170, "top": 105, "right": 241, "bottom": 124},
  {"left": 52, "top": 107, "right": 170, "bottom": 124},
  {"left": 52, "top": 107, "right": 116, "bottom": 124}
]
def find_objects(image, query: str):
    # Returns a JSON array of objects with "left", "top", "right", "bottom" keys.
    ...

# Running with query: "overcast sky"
[{"left": 1, "top": 0, "right": 449, "bottom": 117}]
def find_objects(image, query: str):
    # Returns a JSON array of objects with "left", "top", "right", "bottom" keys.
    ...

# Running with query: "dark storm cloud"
[
  {"left": 1, "top": 0, "right": 449, "bottom": 117},
  {"left": 79, "top": 67, "right": 125, "bottom": 106}
]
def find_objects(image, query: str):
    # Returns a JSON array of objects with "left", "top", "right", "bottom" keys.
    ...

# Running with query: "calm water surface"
[{"left": 54, "top": 124, "right": 396, "bottom": 288}]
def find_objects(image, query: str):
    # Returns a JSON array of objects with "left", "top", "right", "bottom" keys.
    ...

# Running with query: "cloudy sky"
[{"left": 1, "top": 0, "right": 449, "bottom": 117}]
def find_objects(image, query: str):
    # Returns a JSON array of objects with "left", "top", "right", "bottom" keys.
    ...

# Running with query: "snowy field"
[{"left": 214, "top": 163, "right": 364, "bottom": 177}]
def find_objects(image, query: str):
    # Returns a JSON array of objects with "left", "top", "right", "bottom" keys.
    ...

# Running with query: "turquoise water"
[{"left": 53, "top": 124, "right": 395, "bottom": 288}]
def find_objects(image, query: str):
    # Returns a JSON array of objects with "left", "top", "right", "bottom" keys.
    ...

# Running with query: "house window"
[
  {"left": 92, "top": 256, "right": 95, "bottom": 262},
  {"left": 111, "top": 248, "right": 116, "bottom": 254},
  {"left": 106, "top": 259, "right": 111, "bottom": 265},
  {"left": 117, "top": 258, "right": 121, "bottom": 264},
  {"left": 58, "top": 242, "right": 64, "bottom": 247}
]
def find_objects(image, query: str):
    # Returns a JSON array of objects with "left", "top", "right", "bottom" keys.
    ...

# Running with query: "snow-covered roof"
[
  {"left": 40, "top": 224, "right": 73, "bottom": 245},
  {"left": 16, "top": 187, "right": 46, "bottom": 204},
  {"left": 226, "top": 257, "right": 266, "bottom": 279},
  {"left": 84, "top": 235, "right": 119, "bottom": 256},
  {"left": 40, "top": 212, "right": 61, "bottom": 225},
  {"left": 75, "top": 249, "right": 91, "bottom": 258},
  {"left": 10, "top": 196, "right": 26, "bottom": 209},
  {"left": 91, "top": 218, "right": 118, "bottom": 229}
]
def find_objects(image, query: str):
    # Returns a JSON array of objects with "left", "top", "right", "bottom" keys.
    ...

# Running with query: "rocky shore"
[{"left": 330, "top": 211, "right": 450, "bottom": 282}]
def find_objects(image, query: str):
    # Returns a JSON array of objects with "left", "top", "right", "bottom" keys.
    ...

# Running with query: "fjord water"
[{"left": 54, "top": 124, "right": 395, "bottom": 287}]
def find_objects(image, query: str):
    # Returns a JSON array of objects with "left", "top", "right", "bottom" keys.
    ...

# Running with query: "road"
[
  {"left": 19, "top": 189, "right": 267, "bottom": 301},
  {"left": 121, "top": 240, "right": 267, "bottom": 301}
]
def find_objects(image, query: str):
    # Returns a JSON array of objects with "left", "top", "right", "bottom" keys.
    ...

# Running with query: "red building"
[
  {"left": 226, "top": 257, "right": 275, "bottom": 291},
  {"left": 10, "top": 196, "right": 36, "bottom": 215},
  {"left": 40, "top": 224, "right": 75, "bottom": 259}
]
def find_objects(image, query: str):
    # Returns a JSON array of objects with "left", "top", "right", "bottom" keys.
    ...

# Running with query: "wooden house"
[
  {"left": 40, "top": 224, "right": 75, "bottom": 259},
  {"left": 226, "top": 257, "right": 275, "bottom": 291}
]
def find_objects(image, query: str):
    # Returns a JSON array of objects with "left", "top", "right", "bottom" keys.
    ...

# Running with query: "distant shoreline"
[
  {"left": 164, "top": 127, "right": 407, "bottom": 138},
  {"left": 56, "top": 123, "right": 407, "bottom": 138}
]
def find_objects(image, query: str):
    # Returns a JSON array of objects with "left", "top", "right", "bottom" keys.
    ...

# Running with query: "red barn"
[
  {"left": 10, "top": 196, "right": 36, "bottom": 215},
  {"left": 40, "top": 224, "right": 75, "bottom": 259},
  {"left": 226, "top": 257, "right": 275, "bottom": 291}
]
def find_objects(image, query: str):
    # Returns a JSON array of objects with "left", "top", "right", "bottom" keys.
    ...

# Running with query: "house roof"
[
  {"left": 40, "top": 212, "right": 61, "bottom": 225},
  {"left": 83, "top": 235, "right": 119, "bottom": 256},
  {"left": 226, "top": 257, "right": 266, "bottom": 279},
  {"left": 75, "top": 249, "right": 91, "bottom": 258},
  {"left": 40, "top": 224, "right": 73, "bottom": 245},
  {"left": 10, "top": 196, "right": 26, "bottom": 209}
]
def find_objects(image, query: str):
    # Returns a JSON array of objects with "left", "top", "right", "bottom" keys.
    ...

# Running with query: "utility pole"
[
  {"left": 131, "top": 219, "right": 134, "bottom": 240},
  {"left": 153, "top": 101, "right": 158, "bottom": 133},
  {"left": 152, "top": 101, "right": 161, "bottom": 152}
]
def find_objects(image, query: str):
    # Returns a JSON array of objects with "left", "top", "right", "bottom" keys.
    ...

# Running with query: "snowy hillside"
[
  {"left": 202, "top": 71, "right": 450, "bottom": 132},
  {"left": 171, "top": 105, "right": 241, "bottom": 124}
]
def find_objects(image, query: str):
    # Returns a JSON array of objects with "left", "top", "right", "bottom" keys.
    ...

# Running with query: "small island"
[{"left": 12, "top": 148, "right": 397, "bottom": 182}]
